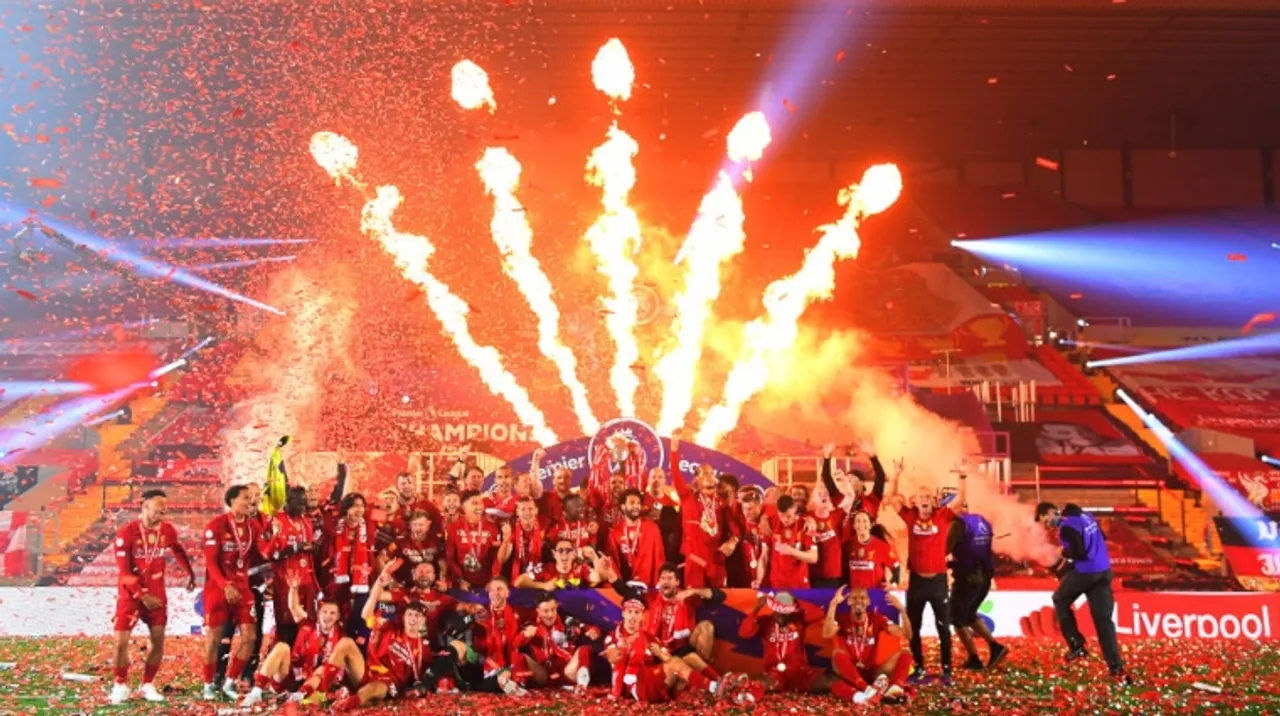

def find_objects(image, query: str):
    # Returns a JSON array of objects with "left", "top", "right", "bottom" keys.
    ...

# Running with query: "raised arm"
[
  {"left": 610, "top": 577, "right": 645, "bottom": 603},
  {"left": 287, "top": 582, "right": 308, "bottom": 624},
  {"left": 821, "top": 443, "right": 844, "bottom": 504},
  {"left": 869, "top": 454, "right": 887, "bottom": 500},
  {"left": 328, "top": 463, "right": 348, "bottom": 506},
  {"left": 956, "top": 470, "right": 968, "bottom": 512},
  {"left": 669, "top": 430, "right": 693, "bottom": 501},
  {"left": 822, "top": 586, "right": 847, "bottom": 640},
  {"left": 738, "top": 596, "right": 767, "bottom": 639},
  {"left": 364, "top": 560, "right": 399, "bottom": 623},
  {"left": 530, "top": 449, "right": 546, "bottom": 499}
]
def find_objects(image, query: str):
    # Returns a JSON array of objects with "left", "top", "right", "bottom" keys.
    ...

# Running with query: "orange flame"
[
  {"left": 451, "top": 60, "right": 496, "bottom": 113},
  {"left": 476, "top": 147, "right": 599, "bottom": 435},
  {"left": 655, "top": 112, "right": 772, "bottom": 435},
  {"left": 693, "top": 163, "right": 903, "bottom": 447},
  {"left": 310, "top": 131, "right": 557, "bottom": 446},
  {"left": 310, "top": 131, "right": 360, "bottom": 186}
]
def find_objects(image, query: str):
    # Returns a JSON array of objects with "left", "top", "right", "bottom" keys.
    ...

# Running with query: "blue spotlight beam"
[
  {"left": 0, "top": 384, "right": 140, "bottom": 464},
  {"left": 1, "top": 207, "right": 285, "bottom": 315},
  {"left": 1, "top": 319, "right": 163, "bottom": 344},
  {"left": 1116, "top": 389, "right": 1263, "bottom": 521},
  {"left": 1087, "top": 332, "right": 1280, "bottom": 368},
  {"left": 0, "top": 381, "right": 94, "bottom": 401}
]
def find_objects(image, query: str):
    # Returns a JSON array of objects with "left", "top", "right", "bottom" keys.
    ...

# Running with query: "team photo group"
[{"left": 110, "top": 430, "right": 1122, "bottom": 711}]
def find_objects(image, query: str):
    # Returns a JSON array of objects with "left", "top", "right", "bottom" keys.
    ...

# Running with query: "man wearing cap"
[{"left": 1036, "top": 502, "right": 1128, "bottom": 682}]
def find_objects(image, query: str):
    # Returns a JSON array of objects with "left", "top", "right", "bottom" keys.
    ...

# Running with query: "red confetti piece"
[
  {"left": 41, "top": 195, "right": 57, "bottom": 207},
  {"left": 1107, "top": 73, "right": 1117, "bottom": 80},
  {"left": 34, "top": 134, "right": 49, "bottom": 143},
  {"left": 1069, "top": 293, "right": 1083, "bottom": 299},
  {"left": 1001, "top": 192, "right": 1017, "bottom": 199},
  {"left": 782, "top": 98, "right": 796, "bottom": 113},
  {"left": 987, "top": 77, "right": 999, "bottom": 84},
  {"left": 1228, "top": 253, "right": 1247, "bottom": 261},
  {"left": 30, "top": 177, "right": 62, "bottom": 189},
  {"left": 14, "top": 289, "right": 37, "bottom": 300},
  {"left": 1064, "top": 63, "right": 1074, "bottom": 72},
  {"left": 1243, "top": 312, "right": 1276, "bottom": 334},
  {"left": 1035, "top": 157, "right": 1060, "bottom": 171},
  {"left": 834, "top": 50, "right": 845, "bottom": 62}
]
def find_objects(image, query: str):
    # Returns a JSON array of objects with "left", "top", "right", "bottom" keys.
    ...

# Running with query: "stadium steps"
[
  {"left": 1104, "top": 403, "right": 1169, "bottom": 459},
  {"left": 115, "top": 400, "right": 184, "bottom": 458},
  {"left": 39, "top": 483, "right": 131, "bottom": 568},
  {"left": 95, "top": 395, "right": 165, "bottom": 478},
  {"left": 1089, "top": 372, "right": 1119, "bottom": 403},
  {"left": 1136, "top": 487, "right": 1212, "bottom": 558}
]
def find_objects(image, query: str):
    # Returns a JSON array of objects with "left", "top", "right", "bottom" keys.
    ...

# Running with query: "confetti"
[{"left": 1035, "top": 157, "right": 1060, "bottom": 171}]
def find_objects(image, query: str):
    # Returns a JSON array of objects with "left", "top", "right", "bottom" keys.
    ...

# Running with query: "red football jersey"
[
  {"left": 605, "top": 624, "right": 658, "bottom": 699},
  {"left": 899, "top": 506, "right": 955, "bottom": 574},
  {"left": 373, "top": 628, "right": 432, "bottom": 688},
  {"left": 837, "top": 611, "right": 892, "bottom": 666},
  {"left": 115, "top": 520, "right": 189, "bottom": 603},
  {"left": 446, "top": 518, "right": 502, "bottom": 587},
  {"left": 607, "top": 518, "right": 664, "bottom": 587},
  {"left": 291, "top": 619, "right": 343, "bottom": 674},
  {"left": 266, "top": 512, "right": 317, "bottom": 588},
  {"left": 384, "top": 533, "right": 444, "bottom": 585},
  {"left": 482, "top": 490, "right": 519, "bottom": 517},
  {"left": 846, "top": 535, "right": 897, "bottom": 589},
  {"left": 643, "top": 591, "right": 701, "bottom": 651},
  {"left": 768, "top": 524, "right": 813, "bottom": 589},
  {"left": 739, "top": 614, "right": 810, "bottom": 671},
  {"left": 808, "top": 508, "right": 846, "bottom": 581},
  {"left": 203, "top": 513, "right": 257, "bottom": 589},
  {"left": 548, "top": 519, "right": 598, "bottom": 555}
]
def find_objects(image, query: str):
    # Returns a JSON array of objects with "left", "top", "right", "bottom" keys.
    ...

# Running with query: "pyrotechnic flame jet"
[
  {"left": 694, "top": 164, "right": 903, "bottom": 448},
  {"left": 584, "top": 38, "right": 644, "bottom": 418},
  {"left": 450, "top": 59, "right": 600, "bottom": 436},
  {"left": 655, "top": 112, "right": 772, "bottom": 435},
  {"left": 310, "top": 132, "right": 559, "bottom": 446}
]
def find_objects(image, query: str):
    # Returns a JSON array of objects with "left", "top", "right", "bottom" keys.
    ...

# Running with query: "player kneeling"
[
  {"left": 242, "top": 586, "right": 341, "bottom": 707},
  {"left": 605, "top": 599, "right": 743, "bottom": 704},
  {"left": 824, "top": 586, "right": 912, "bottom": 705},
  {"left": 736, "top": 592, "right": 832, "bottom": 703}
]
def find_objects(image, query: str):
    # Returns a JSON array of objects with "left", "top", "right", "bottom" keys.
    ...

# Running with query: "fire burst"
[
  {"left": 312, "top": 38, "right": 901, "bottom": 449},
  {"left": 694, "top": 163, "right": 903, "bottom": 447}
]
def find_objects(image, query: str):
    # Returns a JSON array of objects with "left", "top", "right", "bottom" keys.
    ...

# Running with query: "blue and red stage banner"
[
  {"left": 1214, "top": 512, "right": 1280, "bottom": 592},
  {"left": 451, "top": 587, "right": 904, "bottom": 676}
]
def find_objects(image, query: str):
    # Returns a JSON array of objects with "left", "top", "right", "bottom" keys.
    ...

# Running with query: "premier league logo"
[{"left": 587, "top": 418, "right": 665, "bottom": 495}]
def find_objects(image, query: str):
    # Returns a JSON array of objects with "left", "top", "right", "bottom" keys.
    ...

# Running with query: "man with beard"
[
  {"left": 305, "top": 464, "right": 347, "bottom": 595},
  {"left": 807, "top": 486, "right": 846, "bottom": 588},
  {"left": 484, "top": 465, "right": 520, "bottom": 518},
  {"left": 365, "top": 561, "right": 478, "bottom": 664},
  {"left": 242, "top": 585, "right": 343, "bottom": 707},
  {"left": 109, "top": 489, "right": 195, "bottom": 705},
  {"left": 439, "top": 487, "right": 463, "bottom": 535},
  {"left": 513, "top": 592, "right": 600, "bottom": 692},
  {"left": 515, "top": 537, "right": 605, "bottom": 590},
  {"left": 548, "top": 493, "right": 599, "bottom": 561},
  {"left": 737, "top": 592, "right": 831, "bottom": 696},
  {"left": 824, "top": 586, "right": 912, "bottom": 705},
  {"left": 670, "top": 430, "right": 738, "bottom": 589},
  {"left": 381, "top": 511, "right": 445, "bottom": 588},
  {"left": 537, "top": 465, "right": 576, "bottom": 525},
  {"left": 608, "top": 562, "right": 721, "bottom": 665},
  {"left": 737, "top": 489, "right": 769, "bottom": 589},
  {"left": 588, "top": 469, "right": 627, "bottom": 552},
  {"left": 446, "top": 494, "right": 504, "bottom": 591},
  {"left": 604, "top": 599, "right": 742, "bottom": 703},
  {"left": 608, "top": 489, "right": 665, "bottom": 587},
  {"left": 768, "top": 496, "right": 818, "bottom": 589},
  {"left": 457, "top": 578, "right": 530, "bottom": 696},
  {"left": 265, "top": 487, "right": 318, "bottom": 646},
  {"left": 643, "top": 467, "right": 682, "bottom": 563},
  {"left": 393, "top": 472, "right": 444, "bottom": 540},
  {"left": 821, "top": 442, "right": 887, "bottom": 521},
  {"left": 500, "top": 497, "right": 547, "bottom": 581}
]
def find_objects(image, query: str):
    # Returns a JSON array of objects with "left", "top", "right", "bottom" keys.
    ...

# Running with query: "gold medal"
[
  {"left": 236, "top": 558, "right": 245, "bottom": 569},
  {"left": 300, "top": 558, "right": 308, "bottom": 568},
  {"left": 750, "top": 560, "right": 758, "bottom": 569}
]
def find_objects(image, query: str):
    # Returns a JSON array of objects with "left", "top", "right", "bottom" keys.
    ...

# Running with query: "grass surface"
[{"left": 0, "top": 637, "right": 1278, "bottom": 714}]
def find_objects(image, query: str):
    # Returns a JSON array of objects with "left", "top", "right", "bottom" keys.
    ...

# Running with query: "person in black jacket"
[{"left": 820, "top": 442, "right": 890, "bottom": 582}]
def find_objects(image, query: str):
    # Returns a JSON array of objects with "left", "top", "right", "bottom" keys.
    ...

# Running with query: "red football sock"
[
  {"left": 888, "top": 654, "right": 912, "bottom": 687},
  {"left": 335, "top": 694, "right": 362, "bottom": 712},
  {"left": 114, "top": 665, "right": 129, "bottom": 684},
  {"left": 700, "top": 665, "right": 720, "bottom": 681},
  {"left": 226, "top": 656, "right": 247, "bottom": 684},
  {"left": 142, "top": 661, "right": 160, "bottom": 685},
  {"left": 316, "top": 663, "right": 342, "bottom": 693},
  {"left": 202, "top": 662, "right": 215, "bottom": 684},
  {"left": 686, "top": 670, "right": 709, "bottom": 692},
  {"left": 254, "top": 672, "right": 273, "bottom": 690},
  {"left": 832, "top": 651, "right": 869, "bottom": 690},
  {"left": 831, "top": 680, "right": 858, "bottom": 701},
  {"left": 272, "top": 672, "right": 286, "bottom": 689}
]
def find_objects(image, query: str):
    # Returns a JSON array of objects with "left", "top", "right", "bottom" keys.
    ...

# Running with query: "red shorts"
[
  {"left": 770, "top": 664, "right": 820, "bottom": 693},
  {"left": 114, "top": 595, "right": 167, "bottom": 632},
  {"left": 682, "top": 557, "right": 725, "bottom": 589},
  {"left": 630, "top": 665, "right": 672, "bottom": 703},
  {"left": 203, "top": 584, "right": 256, "bottom": 630}
]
